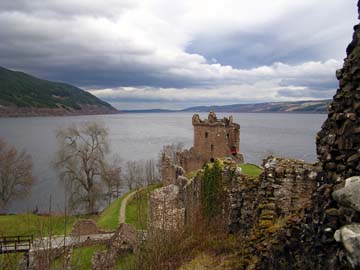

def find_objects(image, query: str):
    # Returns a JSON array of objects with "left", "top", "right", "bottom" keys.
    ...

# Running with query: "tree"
[
  {"left": 102, "top": 156, "right": 123, "bottom": 204},
  {"left": 53, "top": 122, "right": 110, "bottom": 214},
  {"left": 161, "top": 143, "right": 184, "bottom": 164},
  {"left": 0, "top": 139, "right": 34, "bottom": 211},
  {"left": 145, "top": 159, "right": 159, "bottom": 185},
  {"left": 125, "top": 160, "right": 145, "bottom": 190}
]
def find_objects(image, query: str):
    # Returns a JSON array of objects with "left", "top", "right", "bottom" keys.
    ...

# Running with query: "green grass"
[
  {"left": 0, "top": 253, "right": 24, "bottom": 270},
  {"left": 97, "top": 191, "right": 133, "bottom": 230},
  {"left": 116, "top": 253, "right": 136, "bottom": 270},
  {"left": 239, "top": 163, "right": 263, "bottom": 177},
  {"left": 125, "top": 183, "right": 162, "bottom": 230},
  {"left": 0, "top": 213, "right": 79, "bottom": 237},
  {"left": 71, "top": 245, "right": 106, "bottom": 270}
]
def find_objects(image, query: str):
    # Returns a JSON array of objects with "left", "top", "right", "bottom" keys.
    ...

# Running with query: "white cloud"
[
  {"left": 89, "top": 59, "right": 341, "bottom": 108},
  {"left": 0, "top": 0, "right": 356, "bottom": 108}
]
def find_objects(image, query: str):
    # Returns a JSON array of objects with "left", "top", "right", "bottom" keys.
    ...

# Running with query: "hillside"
[
  {"left": 182, "top": 100, "right": 330, "bottom": 113},
  {"left": 0, "top": 66, "right": 117, "bottom": 117},
  {"left": 123, "top": 100, "right": 330, "bottom": 114}
]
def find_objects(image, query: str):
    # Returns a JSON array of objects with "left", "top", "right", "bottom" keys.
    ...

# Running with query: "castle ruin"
[
  {"left": 161, "top": 111, "right": 243, "bottom": 185},
  {"left": 181, "top": 111, "right": 243, "bottom": 172}
]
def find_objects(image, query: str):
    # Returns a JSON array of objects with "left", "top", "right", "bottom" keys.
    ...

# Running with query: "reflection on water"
[{"left": 0, "top": 112, "right": 326, "bottom": 213}]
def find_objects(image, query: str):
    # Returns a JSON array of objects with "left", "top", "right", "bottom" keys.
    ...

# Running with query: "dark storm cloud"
[{"left": 0, "top": 0, "right": 357, "bottom": 108}]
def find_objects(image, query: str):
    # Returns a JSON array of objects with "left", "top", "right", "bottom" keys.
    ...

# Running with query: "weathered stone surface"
[
  {"left": 91, "top": 250, "right": 116, "bottom": 270},
  {"left": 71, "top": 219, "right": 106, "bottom": 236},
  {"left": 333, "top": 176, "right": 360, "bottom": 212},
  {"left": 334, "top": 224, "right": 360, "bottom": 268},
  {"left": 110, "top": 223, "right": 137, "bottom": 254},
  {"left": 148, "top": 184, "right": 185, "bottom": 231},
  {"left": 310, "top": 2, "right": 360, "bottom": 269}
]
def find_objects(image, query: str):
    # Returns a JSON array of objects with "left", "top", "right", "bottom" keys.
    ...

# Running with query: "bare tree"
[
  {"left": 102, "top": 157, "right": 123, "bottom": 204},
  {"left": 0, "top": 139, "right": 34, "bottom": 211},
  {"left": 161, "top": 142, "right": 184, "bottom": 164},
  {"left": 145, "top": 159, "right": 159, "bottom": 185},
  {"left": 125, "top": 160, "right": 147, "bottom": 190},
  {"left": 53, "top": 122, "right": 109, "bottom": 214}
]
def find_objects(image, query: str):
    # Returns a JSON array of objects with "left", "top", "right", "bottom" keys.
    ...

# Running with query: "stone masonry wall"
[
  {"left": 228, "top": 157, "right": 316, "bottom": 235},
  {"left": 148, "top": 184, "right": 185, "bottom": 232},
  {"left": 311, "top": 3, "right": 360, "bottom": 268},
  {"left": 152, "top": 156, "right": 317, "bottom": 238}
]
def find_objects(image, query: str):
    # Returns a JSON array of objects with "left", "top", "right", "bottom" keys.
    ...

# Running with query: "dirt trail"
[{"left": 119, "top": 190, "right": 138, "bottom": 224}]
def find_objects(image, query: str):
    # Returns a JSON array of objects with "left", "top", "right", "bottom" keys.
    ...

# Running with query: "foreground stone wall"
[
  {"left": 310, "top": 3, "right": 360, "bottom": 268},
  {"left": 228, "top": 157, "right": 316, "bottom": 234},
  {"left": 151, "top": 156, "right": 317, "bottom": 237}
]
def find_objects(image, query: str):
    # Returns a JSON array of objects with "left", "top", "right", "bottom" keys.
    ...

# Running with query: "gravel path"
[
  {"left": 119, "top": 190, "right": 138, "bottom": 224},
  {"left": 30, "top": 233, "right": 114, "bottom": 251}
]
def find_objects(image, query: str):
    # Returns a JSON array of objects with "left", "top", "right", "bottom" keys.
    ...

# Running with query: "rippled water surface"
[{"left": 0, "top": 112, "right": 327, "bottom": 212}]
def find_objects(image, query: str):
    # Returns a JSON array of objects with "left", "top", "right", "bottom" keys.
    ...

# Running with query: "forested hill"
[{"left": 0, "top": 66, "right": 117, "bottom": 117}]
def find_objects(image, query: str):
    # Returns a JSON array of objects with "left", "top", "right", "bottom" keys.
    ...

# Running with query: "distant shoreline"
[
  {"left": 122, "top": 99, "right": 330, "bottom": 114},
  {"left": 122, "top": 110, "right": 328, "bottom": 114},
  {"left": 0, "top": 107, "right": 120, "bottom": 118}
]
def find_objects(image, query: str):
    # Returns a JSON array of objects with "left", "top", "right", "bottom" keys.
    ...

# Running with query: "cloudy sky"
[{"left": 0, "top": 0, "right": 357, "bottom": 109}]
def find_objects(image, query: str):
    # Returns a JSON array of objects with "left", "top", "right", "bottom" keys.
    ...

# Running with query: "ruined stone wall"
[
  {"left": 177, "top": 148, "right": 206, "bottom": 173},
  {"left": 148, "top": 184, "right": 185, "bottom": 232},
  {"left": 308, "top": 5, "right": 360, "bottom": 268},
  {"left": 71, "top": 219, "right": 108, "bottom": 236},
  {"left": 228, "top": 157, "right": 316, "bottom": 235},
  {"left": 152, "top": 156, "right": 316, "bottom": 238},
  {"left": 161, "top": 154, "right": 177, "bottom": 185}
]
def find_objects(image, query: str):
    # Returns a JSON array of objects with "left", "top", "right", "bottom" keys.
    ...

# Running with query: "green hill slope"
[{"left": 0, "top": 66, "right": 117, "bottom": 116}]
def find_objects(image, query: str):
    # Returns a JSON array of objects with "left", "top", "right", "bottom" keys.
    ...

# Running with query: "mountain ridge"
[
  {"left": 0, "top": 66, "right": 117, "bottom": 117},
  {"left": 123, "top": 99, "right": 331, "bottom": 114}
]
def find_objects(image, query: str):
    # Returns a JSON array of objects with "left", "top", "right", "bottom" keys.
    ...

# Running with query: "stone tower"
[
  {"left": 192, "top": 111, "right": 240, "bottom": 161},
  {"left": 175, "top": 111, "right": 243, "bottom": 174}
]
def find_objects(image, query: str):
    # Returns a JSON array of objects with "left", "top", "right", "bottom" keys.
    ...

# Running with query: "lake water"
[{"left": 0, "top": 112, "right": 327, "bottom": 213}]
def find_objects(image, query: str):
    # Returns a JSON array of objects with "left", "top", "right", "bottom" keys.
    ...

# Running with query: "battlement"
[
  {"left": 192, "top": 111, "right": 239, "bottom": 129},
  {"left": 192, "top": 111, "right": 241, "bottom": 162}
]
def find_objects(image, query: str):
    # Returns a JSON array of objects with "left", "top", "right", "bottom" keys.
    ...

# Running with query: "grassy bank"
[
  {"left": 71, "top": 245, "right": 107, "bottom": 270},
  {"left": 0, "top": 213, "right": 79, "bottom": 237},
  {"left": 97, "top": 191, "right": 132, "bottom": 230},
  {"left": 239, "top": 163, "right": 263, "bottom": 177}
]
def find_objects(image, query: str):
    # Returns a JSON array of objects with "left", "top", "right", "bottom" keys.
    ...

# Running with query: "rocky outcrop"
[
  {"left": 335, "top": 223, "right": 360, "bottom": 268},
  {"left": 333, "top": 176, "right": 360, "bottom": 211}
]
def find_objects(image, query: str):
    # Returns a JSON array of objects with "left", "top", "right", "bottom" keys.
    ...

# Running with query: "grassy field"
[
  {"left": 71, "top": 245, "right": 107, "bottom": 270},
  {"left": 0, "top": 190, "right": 133, "bottom": 237},
  {"left": 116, "top": 253, "right": 136, "bottom": 270},
  {"left": 0, "top": 213, "right": 80, "bottom": 237},
  {"left": 125, "top": 183, "right": 162, "bottom": 230},
  {"left": 239, "top": 163, "right": 263, "bottom": 177},
  {"left": 97, "top": 191, "right": 132, "bottom": 230}
]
